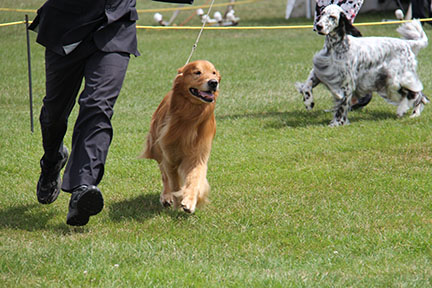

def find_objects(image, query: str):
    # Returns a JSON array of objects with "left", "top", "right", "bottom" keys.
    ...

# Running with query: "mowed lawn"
[{"left": 1, "top": 0, "right": 432, "bottom": 287}]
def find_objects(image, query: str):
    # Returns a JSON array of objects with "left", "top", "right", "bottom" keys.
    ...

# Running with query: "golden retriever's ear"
[
  {"left": 174, "top": 67, "right": 184, "bottom": 84},
  {"left": 177, "top": 66, "right": 184, "bottom": 75}
]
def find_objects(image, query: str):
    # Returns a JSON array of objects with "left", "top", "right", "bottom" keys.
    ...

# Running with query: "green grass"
[{"left": 1, "top": 0, "right": 432, "bottom": 286}]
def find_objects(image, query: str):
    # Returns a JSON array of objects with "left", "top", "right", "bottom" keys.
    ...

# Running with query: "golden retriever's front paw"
[
  {"left": 160, "top": 194, "right": 174, "bottom": 208},
  {"left": 180, "top": 198, "right": 197, "bottom": 214}
]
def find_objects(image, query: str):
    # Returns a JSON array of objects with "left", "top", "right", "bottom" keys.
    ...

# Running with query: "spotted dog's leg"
[
  {"left": 329, "top": 92, "right": 352, "bottom": 127},
  {"left": 421, "top": 92, "right": 430, "bottom": 104},
  {"left": 396, "top": 88, "right": 409, "bottom": 117},
  {"left": 396, "top": 88, "right": 426, "bottom": 118},
  {"left": 397, "top": 89, "right": 422, "bottom": 117},
  {"left": 296, "top": 69, "right": 320, "bottom": 110},
  {"left": 410, "top": 91, "right": 428, "bottom": 118}
]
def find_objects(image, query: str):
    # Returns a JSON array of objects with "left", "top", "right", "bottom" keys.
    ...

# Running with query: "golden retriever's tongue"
[{"left": 199, "top": 90, "right": 215, "bottom": 101}]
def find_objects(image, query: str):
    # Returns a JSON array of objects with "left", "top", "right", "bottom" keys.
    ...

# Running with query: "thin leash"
[{"left": 185, "top": 0, "right": 215, "bottom": 65}]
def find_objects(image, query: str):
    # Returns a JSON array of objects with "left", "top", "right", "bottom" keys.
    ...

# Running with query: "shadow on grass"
[
  {"left": 0, "top": 203, "right": 86, "bottom": 234},
  {"left": 218, "top": 109, "right": 396, "bottom": 128},
  {"left": 0, "top": 194, "right": 190, "bottom": 231},
  {"left": 108, "top": 193, "right": 190, "bottom": 222},
  {"left": 0, "top": 203, "right": 53, "bottom": 231}
]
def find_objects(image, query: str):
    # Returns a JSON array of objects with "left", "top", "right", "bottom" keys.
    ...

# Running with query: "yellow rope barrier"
[
  {"left": 136, "top": 25, "right": 314, "bottom": 30},
  {"left": 137, "top": 18, "right": 432, "bottom": 30},
  {"left": 355, "top": 19, "right": 413, "bottom": 26},
  {"left": 0, "top": 20, "right": 26, "bottom": 27},
  {"left": 1, "top": 18, "right": 432, "bottom": 30},
  {"left": 0, "top": 8, "right": 36, "bottom": 13}
]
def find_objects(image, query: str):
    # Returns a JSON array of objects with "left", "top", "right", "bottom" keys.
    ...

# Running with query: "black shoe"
[
  {"left": 37, "top": 146, "right": 69, "bottom": 204},
  {"left": 351, "top": 93, "right": 372, "bottom": 111},
  {"left": 66, "top": 185, "right": 104, "bottom": 226}
]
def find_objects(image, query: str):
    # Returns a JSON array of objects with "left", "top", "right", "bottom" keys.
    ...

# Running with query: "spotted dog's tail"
[{"left": 397, "top": 19, "right": 428, "bottom": 55}]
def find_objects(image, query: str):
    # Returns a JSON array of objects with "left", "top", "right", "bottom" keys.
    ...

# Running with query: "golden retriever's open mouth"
[{"left": 189, "top": 88, "right": 215, "bottom": 103}]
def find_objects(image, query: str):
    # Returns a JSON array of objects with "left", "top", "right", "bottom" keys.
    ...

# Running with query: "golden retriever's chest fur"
[{"left": 160, "top": 109, "right": 215, "bottom": 164}]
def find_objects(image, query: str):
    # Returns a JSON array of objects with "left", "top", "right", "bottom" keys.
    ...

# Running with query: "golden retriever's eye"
[
  {"left": 194, "top": 71, "right": 202, "bottom": 75},
  {"left": 213, "top": 71, "right": 216, "bottom": 75}
]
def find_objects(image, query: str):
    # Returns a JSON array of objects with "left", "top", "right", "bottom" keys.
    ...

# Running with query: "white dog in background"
[{"left": 296, "top": 5, "right": 429, "bottom": 126}]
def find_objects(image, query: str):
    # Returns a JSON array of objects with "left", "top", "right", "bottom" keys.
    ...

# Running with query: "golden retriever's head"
[{"left": 174, "top": 60, "right": 221, "bottom": 104}]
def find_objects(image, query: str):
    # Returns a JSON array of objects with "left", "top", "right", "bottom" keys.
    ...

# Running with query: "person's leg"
[
  {"left": 61, "top": 50, "right": 130, "bottom": 192},
  {"left": 429, "top": 0, "right": 432, "bottom": 16},
  {"left": 37, "top": 44, "right": 94, "bottom": 204},
  {"left": 428, "top": 0, "right": 432, "bottom": 25},
  {"left": 411, "top": 0, "right": 426, "bottom": 18},
  {"left": 40, "top": 51, "right": 84, "bottom": 163},
  {"left": 63, "top": 50, "right": 130, "bottom": 226}
]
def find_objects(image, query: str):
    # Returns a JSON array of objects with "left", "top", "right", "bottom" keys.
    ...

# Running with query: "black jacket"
[{"left": 29, "top": 0, "right": 140, "bottom": 56}]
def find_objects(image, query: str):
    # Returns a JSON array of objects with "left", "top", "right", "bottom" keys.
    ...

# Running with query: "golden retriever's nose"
[{"left": 208, "top": 79, "right": 218, "bottom": 91}]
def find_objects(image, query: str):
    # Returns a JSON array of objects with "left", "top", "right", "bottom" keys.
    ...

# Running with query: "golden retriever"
[{"left": 142, "top": 60, "right": 221, "bottom": 213}]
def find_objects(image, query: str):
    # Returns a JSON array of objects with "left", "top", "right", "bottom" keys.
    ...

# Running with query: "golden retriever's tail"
[
  {"left": 139, "top": 135, "right": 153, "bottom": 159},
  {"left": 139, "top": 149, "right": 150, "bottom": 159}
]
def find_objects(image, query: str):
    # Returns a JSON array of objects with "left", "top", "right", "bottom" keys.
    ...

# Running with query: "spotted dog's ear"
[{"left": 339, "top": 12, "right": 362, "bottom": 37}]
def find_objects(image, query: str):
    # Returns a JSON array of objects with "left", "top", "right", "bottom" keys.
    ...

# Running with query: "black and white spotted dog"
[{"left": 296, "top": 4, "right": 429, "bottom": 126}]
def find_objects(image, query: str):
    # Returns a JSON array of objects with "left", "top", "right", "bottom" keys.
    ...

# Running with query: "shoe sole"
[
  {"left": 76, "top": 186, "right": 104, "bottom": 216},
  {"left": 66, "top": 186, "right": 104, "bottom": 226}
]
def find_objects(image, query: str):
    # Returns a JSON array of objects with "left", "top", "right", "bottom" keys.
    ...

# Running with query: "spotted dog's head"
[{"left": 315, "top": 4, "right": 362, "bottom": 37}]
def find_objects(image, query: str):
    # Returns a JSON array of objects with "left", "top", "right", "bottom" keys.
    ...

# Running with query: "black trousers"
[
  {"left": 411, "top": 0, "right": 432, "bottom": 19},
  {"left": 40, "top": 37, "right": 130, "bottom": 192}
]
